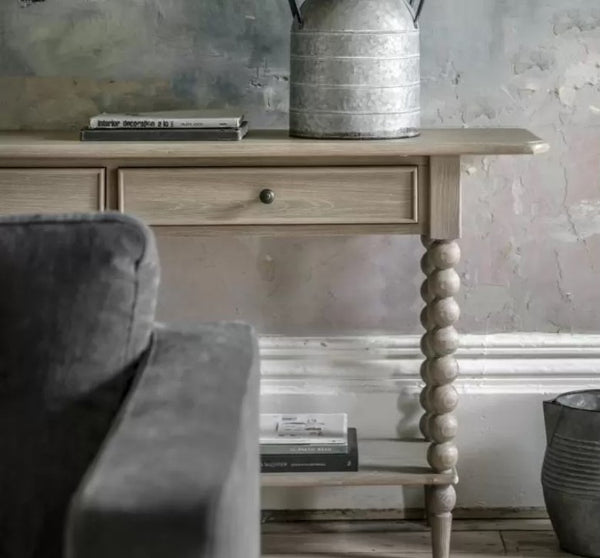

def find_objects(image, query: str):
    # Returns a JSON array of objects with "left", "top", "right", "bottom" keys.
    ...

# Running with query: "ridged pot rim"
[{"left": 547, "top": 389, "right": 600, "bottom": 413}]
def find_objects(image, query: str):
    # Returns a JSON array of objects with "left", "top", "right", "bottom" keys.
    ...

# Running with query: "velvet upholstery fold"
[{"left": 67, "top": 323, "right": 260, "bottom": 558}]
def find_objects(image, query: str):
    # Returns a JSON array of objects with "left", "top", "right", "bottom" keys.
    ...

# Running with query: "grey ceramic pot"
[{"left": 542, "top": 389, "right": 600, "bottom": 557}]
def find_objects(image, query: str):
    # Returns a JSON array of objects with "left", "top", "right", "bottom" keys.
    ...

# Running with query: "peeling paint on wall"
[{"left": 546, "top": 200, "right": 600, "bottom": 243}]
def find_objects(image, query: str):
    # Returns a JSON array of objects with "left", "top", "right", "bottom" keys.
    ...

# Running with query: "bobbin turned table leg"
[
  {"left": 419, "top": 236, "right": 461, "bottom": 558},
  {"left": 428, "top": 485, "right": 457, "bottom": 558}
]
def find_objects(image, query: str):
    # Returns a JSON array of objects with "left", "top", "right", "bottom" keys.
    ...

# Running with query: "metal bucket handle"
[
  {"left": 410, "top": 0, "right": 426, "bottom": 23},
  {"left": 288, "top": 0, "right": 304, "bottom": 27},
  {"left": 288, "top": 0, "right": 425, "bottom": 27}
]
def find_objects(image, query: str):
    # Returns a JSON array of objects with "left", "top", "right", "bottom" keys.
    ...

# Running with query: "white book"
[
  {"left": 260, "top": 413, "right": 348, "bottom": 445},
  {"left": 89, "top": 109, "right": 245, "bottom": 130}
]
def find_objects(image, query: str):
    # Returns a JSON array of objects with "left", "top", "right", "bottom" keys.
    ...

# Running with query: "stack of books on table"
[
  {"left": 80, "top": 109, "right": 248, "bottom": 141},
  {"left": 260, "top": 413, "right": 358, "bottom": 473}
]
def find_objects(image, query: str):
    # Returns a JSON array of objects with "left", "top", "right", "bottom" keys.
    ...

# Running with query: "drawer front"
[
  {"left": 118, "top": 167, "right": 418, "bottom": 226},
  {"left": 0, "top": 168, "right": 105, "bottom": 215}
]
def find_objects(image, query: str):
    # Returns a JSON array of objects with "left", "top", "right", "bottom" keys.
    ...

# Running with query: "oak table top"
[{"left": 0, "top": 128, "right": 549, "bottom": 161}]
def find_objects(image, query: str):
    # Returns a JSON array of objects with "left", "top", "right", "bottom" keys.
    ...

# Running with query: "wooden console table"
[{"left": 0, "top": 128, "right": 548, "bottom": 558}]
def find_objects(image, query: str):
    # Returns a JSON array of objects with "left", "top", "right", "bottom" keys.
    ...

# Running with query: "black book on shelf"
[
  {"left": 261, "top": 428, "right": 358, "bottom": 473},
  {"left": 80, "top": 122, "right": 248, "bottom": 141}
]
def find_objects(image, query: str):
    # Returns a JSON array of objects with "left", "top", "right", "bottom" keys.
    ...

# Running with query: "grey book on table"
[
  {"left": 261, "top": 428, "right": 358, "bottom": 473},
  {"left": 80, "top": 121, "right": 248, "bottom": 141},
  {"left": 260, "top": 440, "right": 349, "bottom": 455}
]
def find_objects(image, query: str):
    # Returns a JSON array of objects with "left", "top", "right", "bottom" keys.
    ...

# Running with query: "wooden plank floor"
[{"left": 262, "top": 519, "right": 571, "bottom": 557}]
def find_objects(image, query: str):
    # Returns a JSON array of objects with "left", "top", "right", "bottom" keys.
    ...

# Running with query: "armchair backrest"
[{"left": 0, "top": 213, "right": 159, "bottom": 558}]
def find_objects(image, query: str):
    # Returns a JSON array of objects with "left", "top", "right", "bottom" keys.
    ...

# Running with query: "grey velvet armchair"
[{"left": 0, "top": 212, "right": 260, "bottom": 558}]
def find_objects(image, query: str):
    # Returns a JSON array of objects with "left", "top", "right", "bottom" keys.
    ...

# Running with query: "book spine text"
[
  {"left": 260, "top": 453, "right": 358, "bottom": 473},
  {"left": 260, "top": 444, "right": 348, "bottom": 455},
  {"left": 89, "top": 118, "right": 238, "bottom": 129}
]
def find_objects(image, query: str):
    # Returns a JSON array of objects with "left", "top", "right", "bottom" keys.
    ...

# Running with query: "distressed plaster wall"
[{"left": 1, "top": 0, "right": 599, "bottom": 334}]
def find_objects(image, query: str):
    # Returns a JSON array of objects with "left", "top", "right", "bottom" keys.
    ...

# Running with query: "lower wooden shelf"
[{"left": 261, "top": 438, "right": 456, "bottom": 488}]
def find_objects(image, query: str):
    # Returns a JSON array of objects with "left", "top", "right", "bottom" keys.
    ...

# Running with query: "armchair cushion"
[
  {"left": 0, "top": 213, "right": 159, "bottom": 558},
  {"left": 67, "top": 322, "right": 260, "bottom": 558}
]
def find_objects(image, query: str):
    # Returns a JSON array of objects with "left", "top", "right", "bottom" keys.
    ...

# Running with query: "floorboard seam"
[{"left": 499, "top": 530, "right": 509, "bottom": 554}]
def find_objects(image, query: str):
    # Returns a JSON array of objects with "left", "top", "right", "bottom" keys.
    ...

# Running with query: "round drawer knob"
[{"left": 259, "top": 189, "right": 275, "bottom": 204}]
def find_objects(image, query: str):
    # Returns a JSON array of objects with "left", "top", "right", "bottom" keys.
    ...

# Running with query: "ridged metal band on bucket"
[
  {"left": 291, "top": 30, "right": 420, "bottom": 58},
  {"left": 291, "top": 83, "right": 420, "bottom": 113}
]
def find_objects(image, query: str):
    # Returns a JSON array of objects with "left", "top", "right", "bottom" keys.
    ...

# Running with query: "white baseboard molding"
[{"left": 260, "top": 333, "right": 600, "bottom": 395}]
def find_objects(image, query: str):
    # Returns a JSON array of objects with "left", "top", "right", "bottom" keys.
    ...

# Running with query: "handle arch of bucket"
[
  {"left": 287, "top": 0, "right": 426, "bottom": 26},
  {"left": 288, "top": 0, "right": 304, "bottom": 26},
  {"left": 410, "top": 0, "right": 426, "bottom": 23}
]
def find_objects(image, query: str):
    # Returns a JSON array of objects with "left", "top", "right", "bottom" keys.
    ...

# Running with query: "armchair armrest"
[{"left": 66, "top": 322, "right": 260, "bottom": 558}]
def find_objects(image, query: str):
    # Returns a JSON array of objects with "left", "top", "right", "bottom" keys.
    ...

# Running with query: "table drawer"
[
  {"left": 0, "top": 168, "right": 105, "bottom": 215},
  {"left": 118, "top": 167, "right": 418, "bottom": 226}
]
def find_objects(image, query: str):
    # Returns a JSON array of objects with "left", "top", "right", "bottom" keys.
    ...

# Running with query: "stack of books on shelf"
[
  {"left": 80, "top": 109, "right": 248, "bottom": 141},
  {"left": 260, "top": 413, "right": 358, "bottom": 473}
]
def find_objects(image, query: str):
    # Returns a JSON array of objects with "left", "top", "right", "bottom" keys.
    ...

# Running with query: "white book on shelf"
[
  {"left": 89, "top": 109, "right": 245, "bottom": 129},
  {"left": 260, "top": 413, "right": 348, "bottom": 445}
]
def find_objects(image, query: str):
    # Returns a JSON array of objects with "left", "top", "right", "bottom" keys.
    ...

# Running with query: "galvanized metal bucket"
[
  {"left": 542, "top": 390, "right": 600, "bottom": 557},
  {"left": 288, "top": 0, "right": 424, "bottom": 139}
]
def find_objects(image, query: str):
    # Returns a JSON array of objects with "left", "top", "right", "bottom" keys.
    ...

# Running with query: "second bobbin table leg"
[{"left": 418, "top": 236, "right": 461, "bottom": 558}]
